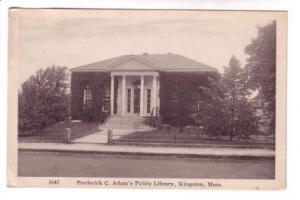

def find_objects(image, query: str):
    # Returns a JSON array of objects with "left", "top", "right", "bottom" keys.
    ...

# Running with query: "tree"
[
  {"left": 194, "top": 77, "right": 228, "bottom": 137},
  {"left": 244, "top": 21, "right": 276, "bottom": 134},
  {"left": 18, "top": 66, "right": 69, "bottom": 132},
  {"left": 222, "top": 56, "right": 260, "bottom": 141}
]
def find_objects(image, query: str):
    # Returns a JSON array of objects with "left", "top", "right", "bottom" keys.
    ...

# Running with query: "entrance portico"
[{"left": 110, "top": 71, "right": 159, "bottom": 117}]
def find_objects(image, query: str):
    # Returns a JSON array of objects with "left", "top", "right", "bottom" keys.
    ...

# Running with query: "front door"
[{"left": 133, "top": 88, "right": 140, "bottom": 114}]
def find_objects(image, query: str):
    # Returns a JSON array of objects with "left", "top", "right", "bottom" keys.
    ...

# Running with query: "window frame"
[
  {"left": 192, "top": 92, "right": 202, "bottom": 113},
  {"left": 102, "top": 87, "right": 110, "bottom": 112},
  {"left": 83, "top": 85, "right": 93, "bottom": 110}
]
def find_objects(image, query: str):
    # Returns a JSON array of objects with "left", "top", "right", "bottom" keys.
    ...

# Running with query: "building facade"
[{"left": 70, "top": 53, "right": 218, "bottom": 122}]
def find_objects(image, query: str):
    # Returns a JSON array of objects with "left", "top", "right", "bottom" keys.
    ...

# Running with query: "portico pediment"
[{"left": 109, "top": 56, "right": 159, "bottom": 71}]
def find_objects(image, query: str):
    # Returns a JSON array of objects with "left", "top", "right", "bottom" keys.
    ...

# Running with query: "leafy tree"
[
  {"left": 18, "top": 66, "right": 69, "bottom": 132},
  {"left": 195, "top": 77, "right": 228, "bottom": 137},
  {"left": 244, "top": 21, "right": 276, "bottom": 134},
  {"left": 222, "top": 56, "right": 260, "bottom": 141}
]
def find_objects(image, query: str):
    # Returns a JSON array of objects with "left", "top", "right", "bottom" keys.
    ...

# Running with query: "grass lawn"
[
  {"left": 18, "top": 121, "right": 101, "bottom": 142},
  {"left": 112, "top": 127, "right": 275, "bottom": 148}
]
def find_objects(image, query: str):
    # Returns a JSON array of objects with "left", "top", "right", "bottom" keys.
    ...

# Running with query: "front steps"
[{"left": 103, "top": 115, "right": 151, "bottom": 129}]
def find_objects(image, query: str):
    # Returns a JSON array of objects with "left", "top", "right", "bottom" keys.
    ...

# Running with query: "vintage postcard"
[{"left": 7, "top": 9, "right": 287, "bottom": 189}]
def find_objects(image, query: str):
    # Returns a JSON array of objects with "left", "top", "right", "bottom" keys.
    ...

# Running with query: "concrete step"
[
  {"left": 106, "top": 119, "right": 145, "bottom": 122},
  {"left": 105, "top": 122, "right": 144, "bottom": 125},
  {"left": 106, "top": 123, "right": 145, "bottom": 126},
  {"left": 104, "top": 116, "right": 151, "bottom": 129},
  {"left": 108, "top": 119, "right": 145, "bottom": 122},
  {"left": 103, "top": 125, "right": 151, "bottom": 129},
  {"left": 107, "top": 118, "right": 144, "bottom": 121}
]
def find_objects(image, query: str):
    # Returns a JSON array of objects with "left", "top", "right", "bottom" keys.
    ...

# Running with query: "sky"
[{"left": 10, "top": 9, "right": 275, "bottom": 85}]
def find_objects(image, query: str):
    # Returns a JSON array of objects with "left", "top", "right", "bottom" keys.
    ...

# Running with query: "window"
[
  {"left": 193, "top": 92, "right": 200, "bottom": 100},
  {"left": 102, "top": 87, "right": 110, "bottom": 112},
  {"left": 104, "top": 87, "right": 110, "bottom": 98},
  {"left": 147, "top": 89, "right": 151, "bottom": 113},
  {"left": 192, "top": 92, "right": 202, "bottom": 113},
  {"left": 170, "top": 91, "right": 178, "bottom": 104},
  {"left": 83, "top": 86, "right": 93, "bottom": 110},
  {"left": 170, "top": 92, "right": 176, "bottom": 100},
  {"left": 127, "top": 88, "right": 131, "bottom": 113}
]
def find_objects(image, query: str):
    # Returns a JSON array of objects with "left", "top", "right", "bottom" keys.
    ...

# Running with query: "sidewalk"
[{"left": 18, "top": 142, "right": 275, "bottom": 159}]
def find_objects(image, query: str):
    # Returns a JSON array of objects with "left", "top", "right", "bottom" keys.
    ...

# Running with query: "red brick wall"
[{"left": 71, "top": 72, "right": 110, "bottom": 121}]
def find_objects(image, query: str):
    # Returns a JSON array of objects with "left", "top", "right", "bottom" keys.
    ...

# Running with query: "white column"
[
  {"left": 122, "top": 75, "right": 126, "bottom": 116},
  {"left": 140, "top": 75, "right": 144, "bottom": 116},
  {"left": 110, "top": 75, "right": 114, "bottom": 115},
  {"left": 152, "top": 76, "right": 157, "bottom": 116}
]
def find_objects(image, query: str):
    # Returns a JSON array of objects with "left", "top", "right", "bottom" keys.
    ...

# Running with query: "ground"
[
  {"left": 19, "top": 121, "right": 275, "bottom": 148},
  {"left": 18, "top": 151, "right": 275, "bottom": 179},
  {"left": 112, "top": 128, "right": 275, "bottom": 148},
  {"left": 19, "top": 122, "right": 100, "bottom": 142}
]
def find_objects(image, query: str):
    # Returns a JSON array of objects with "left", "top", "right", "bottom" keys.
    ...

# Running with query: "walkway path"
[{"left": 72, "top": 127, "right": 154, "bottom": 144}]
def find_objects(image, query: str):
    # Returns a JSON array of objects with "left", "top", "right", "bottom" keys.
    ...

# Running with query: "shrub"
[
  {"left": 161, "top": 116, "right": 196, "bottom": 127},
  {"left": 18, "top": 66, "right": 69, "bottom": 132}
]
